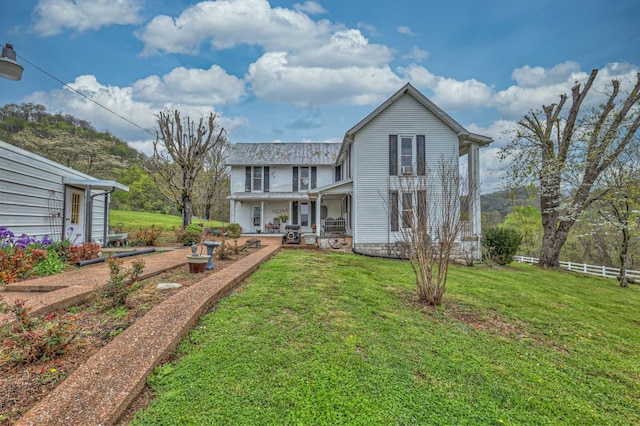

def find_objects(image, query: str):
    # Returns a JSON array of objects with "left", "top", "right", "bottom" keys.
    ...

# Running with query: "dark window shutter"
[
  {"left": 245, "top": 166, "right": 251, "bottom": 192},
  {"left": 390, "top": 190, "right": 399, "bottom": 231},
  {"left": 311, "top": 167, "right": 317, "bottom": 189},
  {"left": 292, "top": 167, "right": 299, "bottom": 192},
  {"left": 264, "top": 167, "right": 270, "bottom": 192},
  {"left": 292, "top": 201, "right": 298, "bottom": 224},
  {"left": 389, "top": 135, "right": 398, "bottom": 175},
  {"left": 417, "top": 135, "right": 426, "bottom": 176},
  {"left": 311, "top": 200, "right": 316, "bottom": 226}
]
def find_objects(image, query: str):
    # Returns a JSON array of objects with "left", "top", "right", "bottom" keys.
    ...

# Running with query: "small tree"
[
  {"left": 592, "top": 154, "right": 640, "bottom": 287},
  {"left": 144, "top": 110, "right": 226, "bottom": 229},
  {"left": 390, "top": 157, "right": 475, "bottom": 305}
]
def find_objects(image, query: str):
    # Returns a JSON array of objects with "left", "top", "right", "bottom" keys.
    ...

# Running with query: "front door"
[
  {"left": 252, "top": 205, "right": 261, "bottom": 229},
  {"left": 65, "top": 188, "right": 84, "bottom": 244}
]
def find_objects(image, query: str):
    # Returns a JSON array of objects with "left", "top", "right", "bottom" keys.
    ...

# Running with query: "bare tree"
[
  {"left": 144, "top": 110, "right": 226, "bottom": 228},
  {"left": 390, "top": 157, "right": 475, "bottom": 305},
  {"left": 196, "top": 136, "right": 231, "bottom": 221},
  {"left": 500, "top": 70, "right": 640, "bottom": 268}
]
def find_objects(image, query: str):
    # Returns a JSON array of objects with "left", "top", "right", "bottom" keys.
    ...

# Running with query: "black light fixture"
[{"left": 0, "top": 43, "right": 24, "bottom": 81}]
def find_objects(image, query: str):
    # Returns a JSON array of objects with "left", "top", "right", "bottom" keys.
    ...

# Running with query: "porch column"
[
  {"left": 315, "top": 195, "right": 322, "bottom": 237},
  {"left": 467, "top": 143, "right": 481, "bottom": 236},
  {"left": 84, "top": 185, "right": 92, "bottom": 243},
  {"left": 261, "top": 201, "right": 265, "bottom": 232}
]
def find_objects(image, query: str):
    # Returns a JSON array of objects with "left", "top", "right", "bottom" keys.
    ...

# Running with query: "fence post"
[
  {"left": 568, "top": 261, "right": 571, "bottom": 271},
  {"left": 602, "top": 265, "right": 606, "bottom": 278}
]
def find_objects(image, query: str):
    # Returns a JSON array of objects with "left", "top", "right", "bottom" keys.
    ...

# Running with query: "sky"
[{"left": 1, "top": 0, "right": 639, "bottom": 192}]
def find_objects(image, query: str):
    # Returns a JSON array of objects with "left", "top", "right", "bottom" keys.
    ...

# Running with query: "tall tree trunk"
[
  {"left": 619, "top": 227, "right": 630, "bottom": 288},
  {"left": 182, "top": 192, "right": 192, "bottom": 229}
]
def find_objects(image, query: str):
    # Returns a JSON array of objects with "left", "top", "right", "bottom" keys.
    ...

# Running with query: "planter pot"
[{"left": 187, "top": 255, "right": 211, "bottom": 273}]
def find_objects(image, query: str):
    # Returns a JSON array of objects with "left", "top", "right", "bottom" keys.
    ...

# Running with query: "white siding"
[
  {"left": 0, "top": 141, "right": 108, "bottom": 242},
  {"left": 352, "top": 94, "right": 459, "bottom": 244},
  {"left": 229, "top": 164, "right": 334, "bottom": 231}
]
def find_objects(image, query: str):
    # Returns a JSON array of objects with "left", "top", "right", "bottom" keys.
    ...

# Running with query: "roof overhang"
[
  {"left": 63, "top": 178, "right": 129, "bottom": 192},
  {"left": 312, "top": 178, "right": 353, "bottom": 195},
  {"left": 228, "top": 192, "right": 311, "bottom": 201}
]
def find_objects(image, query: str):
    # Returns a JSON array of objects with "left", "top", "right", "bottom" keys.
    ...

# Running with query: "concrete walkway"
[{"left": 13, "top": 239, "right": 282, "bottom": 426}]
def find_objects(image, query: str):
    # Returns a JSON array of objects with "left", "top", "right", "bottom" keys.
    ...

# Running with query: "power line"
[{"left": 16, "top": 54, "right": 156, "bottom": 137}]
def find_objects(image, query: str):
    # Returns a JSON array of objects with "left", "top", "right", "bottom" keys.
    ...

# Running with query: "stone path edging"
[{"left": 15, "top": 244, "right": 280, "bottom": 426}]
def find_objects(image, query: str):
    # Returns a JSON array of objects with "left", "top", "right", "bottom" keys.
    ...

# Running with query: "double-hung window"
[
  {"left": 389, "top": 134, "right": 426, "bottom": 176},
  {"left": 292, "top": 166, "right": 317, "bottom": 191},
  {"left": 245, "top": 166, "right": 270, "bottom": 192}
]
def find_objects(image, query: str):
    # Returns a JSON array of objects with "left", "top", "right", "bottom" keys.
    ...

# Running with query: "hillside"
[{"left": 0, "top": 103, "right": 143, "bottom": 180}]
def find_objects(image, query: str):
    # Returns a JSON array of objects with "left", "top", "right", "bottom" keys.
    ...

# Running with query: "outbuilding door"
[{"left": 65, "top": 187, "right": 85, "bottom": 243}]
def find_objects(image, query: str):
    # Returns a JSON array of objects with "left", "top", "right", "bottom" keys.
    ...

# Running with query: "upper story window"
[
  {"left": 389, "top": 134, "right": 426, "bottom": 176},
  {"left": 334, "top": 164, "right": 342, "bottom": 182},
  {"left": 292, "top": 166, "right": 317, "bottom": 191},
  {"left": 245, "top": 166, "right": 270, "bottom": 192}
]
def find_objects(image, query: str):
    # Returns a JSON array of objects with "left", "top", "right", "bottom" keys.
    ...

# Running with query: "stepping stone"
[{"left": 156, "top": 283, "right": 182, "bottom": 290}]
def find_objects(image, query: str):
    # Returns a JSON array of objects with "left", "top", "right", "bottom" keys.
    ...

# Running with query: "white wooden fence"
[{"left": 514, "top": 256, "right": 640, "bottom": 281}]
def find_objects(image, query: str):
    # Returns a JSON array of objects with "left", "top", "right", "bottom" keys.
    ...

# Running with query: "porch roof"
[
  {"left": 63, "top": 178, "right": 129, "bottom": 191},
  {"left": 228, "top": 192, "right": 311, "bottom": 201},
  {"left": 312, "top": 178, "right": 353, "bottom": 195}
]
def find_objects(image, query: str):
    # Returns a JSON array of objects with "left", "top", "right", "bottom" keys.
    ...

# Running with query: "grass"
[
  {"left": 131, "top": 251, "right": 640, "bottom": 425},
  {"left": 109, "top": 210, "right": 228, "bottom": 231}
]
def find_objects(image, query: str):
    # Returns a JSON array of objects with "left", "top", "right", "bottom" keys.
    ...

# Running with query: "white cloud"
[
  {"left": 33, "top": 0, "right": 142, "bottom": 36},
  {"left": 293, "top": 1, "right": 327, "bottom": 14},
  {"left": 133, "top": 66, "right": 246, "bottom": 106},
  {"left": 511, "top": 61, "right": 581, "bottom": 88},
  {"left": 492, "top": 62, "right": 640, "bottom": 120},
  {"left": 246, "top": 52, "right": 403, "bottom": 106},
  {"left": 402, "top": 46, "right": 428, "bottom": 61},
  {"left": 135, "top": 0, "right": 335, "bottom": 55},
  {"left": 290, "top": 29, "right": 393, "bottom": 68},
  {"left": 23, "top": 74, "right": 246, "bottom": 149},
  {"left": 397, "top": 26, "right": 416, "bottom": 36},
  {"left": 400, "top": 64, "right": 493, "bottom": 111}
]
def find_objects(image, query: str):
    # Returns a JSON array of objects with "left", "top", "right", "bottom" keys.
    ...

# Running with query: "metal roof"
[{"left": 226, "top": 142, "right": 341, "bottom": 166}]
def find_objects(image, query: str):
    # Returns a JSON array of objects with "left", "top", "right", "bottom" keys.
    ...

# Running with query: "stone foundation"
[{"left": 353, "top": 240, "right": 481, "bottom": 261}]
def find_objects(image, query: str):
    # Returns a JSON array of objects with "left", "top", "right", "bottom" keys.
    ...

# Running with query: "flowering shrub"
[
  {"left": 0, "top": 227, "right": 83, "bottom": 284},
  {"left": 0, "top": 296, "right": 80, "bottom": 364},
  {"left": 98, "top": 258, "right": 145, "bottom": 309}
]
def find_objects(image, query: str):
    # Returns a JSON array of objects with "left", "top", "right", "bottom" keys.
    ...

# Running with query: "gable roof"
[
  {"left": 226, "top": 142, "right": 341, "bottom": 166},
  {"left": 342, "top": 83, "right": 492, "bottom": 147}
]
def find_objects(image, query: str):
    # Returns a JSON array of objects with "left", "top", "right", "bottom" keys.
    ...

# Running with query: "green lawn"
[
  {"left": 131, "top": 251, "right": 640, "bottom": 425},
  {"left": 109, "top": 210, "right": 228, "bottom": 231}
]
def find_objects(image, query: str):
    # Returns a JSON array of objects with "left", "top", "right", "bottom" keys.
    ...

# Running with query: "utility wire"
[{"left": 17, "top": 54, "right": 156, "bottom": 137}]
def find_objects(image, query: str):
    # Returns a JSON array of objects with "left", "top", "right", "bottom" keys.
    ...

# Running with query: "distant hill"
[
  {"left": 0, "top": 103, "right": 143, "bottom": 180},
  {"left": 481, "top": 187, "right": 540, "bottom": 218}
]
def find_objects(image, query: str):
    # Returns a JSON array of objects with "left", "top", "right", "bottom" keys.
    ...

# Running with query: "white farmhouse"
[{"left": 227, "top": 83, "right": 492, "bottom": 257}]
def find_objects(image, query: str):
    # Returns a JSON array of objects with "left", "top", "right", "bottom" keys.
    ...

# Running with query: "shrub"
[
  {"left": 67, "top": 242, "right": 101, "bottom": 264},
  {"left": 483, "top": 227, "right": 523, "bottom": 266},
  {"left": 0, "top": 296, "right": 79, "bottom": 364},
  {"left": 31, "top": 247, "right": 65, "bottom": 277},
  {"left": 226, "top": 223, "right": 242, "bottom": 239},
  {"left": 99, "top": 258, "right": 145, "bottom": 309},
  {"left": 216, "top": 240, "right": 235, "bottom": 260},
  {"left": 180, "top": 224, "right": 204, "bottom": 246},
  {"left": 130, "top": 225, "right": 163, "bottom": 246}
]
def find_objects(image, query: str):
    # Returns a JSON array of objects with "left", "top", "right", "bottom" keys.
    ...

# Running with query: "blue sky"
[{"left": 2, "top": 0, "right": 639, "bottom": 191}]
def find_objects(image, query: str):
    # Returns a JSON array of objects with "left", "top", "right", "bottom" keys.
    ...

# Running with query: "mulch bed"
[{"left": 0, "top": 248, "right": 253, "bottom": 425}]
